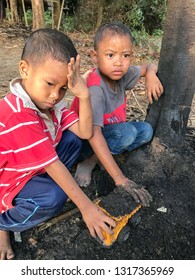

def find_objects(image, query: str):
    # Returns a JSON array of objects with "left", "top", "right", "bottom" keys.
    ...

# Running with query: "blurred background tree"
[{"left": 0, "top": 0, "right": 167, "bottom": 39}]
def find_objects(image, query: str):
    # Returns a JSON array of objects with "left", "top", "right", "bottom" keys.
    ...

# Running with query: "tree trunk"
[
  {"left": 95, "top": 0, "right": 104, "bottom": 31},
  {"left": 0, "top": 0, "right": 6, "bottom": 21},
  {"left": 146, "top": 0, "right": 195, "bottom": 147},
  {"left": 53, "top": 0, "right": 61, "bottom": 28},
  {"left": 21, "top": 0, "right": 28, "bottom": 27},
  {"left": 9, "top": 0, "right": 19, "bottom": 23},
  {"left": 31, "top": 0, "right": 45, "bottom": 30}
]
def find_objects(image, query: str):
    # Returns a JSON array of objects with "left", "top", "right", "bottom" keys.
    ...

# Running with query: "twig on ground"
[
  {"left": 36, "top": 198, "right": 100, "bottom": 232},
  {"left": 130, "top": 89, "right": 146, "bottom": 115},
  {"left": 36, "top": 207, "right": 80, "bottom": 232}
]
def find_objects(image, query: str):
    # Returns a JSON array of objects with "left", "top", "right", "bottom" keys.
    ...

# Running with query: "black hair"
[
  {"left": 21, "top": 28, "right": 77, "bottom": 65},
  {"left": 94, "top": 21, "right": 134, "bottom": 50}
]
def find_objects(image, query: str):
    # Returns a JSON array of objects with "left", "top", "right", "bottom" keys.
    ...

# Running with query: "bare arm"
[
  {"left": 67, "top": 55, "right": 93, "bottom": 139},
  {"left": 89, "top": 126, "right": 152, "bottom": 206},
  {"left": 45, "top": 160, "right": 116, "bottom": 240},
  {"left": 140, "top": 64, "right": 164, "bottom": 104},
  {"left": 89, "top": 126, "right": 127, "bottom": 185}
]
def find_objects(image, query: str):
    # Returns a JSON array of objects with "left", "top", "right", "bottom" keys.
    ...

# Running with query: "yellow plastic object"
[{"left": 96, "top": 200, "right": 142, "bottom": 247}]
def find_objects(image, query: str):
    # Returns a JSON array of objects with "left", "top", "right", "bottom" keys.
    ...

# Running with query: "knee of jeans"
[
  {"left": 123, "top": 125, "right": 138, "bottom": 146},
  {"left": 143, "top": 122, "right": 153, "bottom": 142},
  {"left": 44, "top": 186, "right": 67, "bottom": 214},
  {"left": 67, "top": 131, "right": 83, "bottom": 149},
  {"left": 61, "top": 130, "right": 82, "bottom": 149}
]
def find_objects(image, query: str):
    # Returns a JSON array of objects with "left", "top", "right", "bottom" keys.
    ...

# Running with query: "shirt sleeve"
[
  {"left": 69, "top": 97, "right": 79, "bottom": 115},
  {"left": 60, "top": 107, "right": 79, "bottom": 131},
  {"left": 89, "top": 86, "right": 105, "bottom": 127},
  {"left": 0, "top": 110, "right": 58, "bottom": 171},
  {"left": 123, "top": 66, "right": 141, "bottom": 90}
]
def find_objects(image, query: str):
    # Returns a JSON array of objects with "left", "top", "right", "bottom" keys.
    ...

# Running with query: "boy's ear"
[
  {"left": 19, "top": 60, "right": 30, "bottom": 79},
  {"left": 90, "top": 49, "right": 98, "bottom": 65}
]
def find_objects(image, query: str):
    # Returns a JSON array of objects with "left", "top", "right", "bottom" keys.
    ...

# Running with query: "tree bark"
[
  {"left": 0, "top": 0, "right": 6, "bottom": 21},
  {"left": 9, "top": 0, "right": 19, "bottom": 23},
  {"left": 146, "top": 0, "right": 195, "bottom": 147},
  {"left": 31, "top": 0, "right": 45, "bottom": 30},
  {"left": 57, "top": 0, "right": 64, "bottom": 30},
  {"left": 53, "top": 0, "right": 61, "bottom": 28},
  {"left": 95, "top": 0, "right": 104, "bottom": 31}
]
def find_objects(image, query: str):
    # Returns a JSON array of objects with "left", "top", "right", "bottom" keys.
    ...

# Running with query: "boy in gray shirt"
[{"left": 71, "top": 22, "right": 163, "bottom": 206}]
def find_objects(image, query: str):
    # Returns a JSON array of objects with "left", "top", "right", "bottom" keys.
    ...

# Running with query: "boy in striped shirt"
[{"left": 0, "top": 28, "right": 116, "bottom": 260}]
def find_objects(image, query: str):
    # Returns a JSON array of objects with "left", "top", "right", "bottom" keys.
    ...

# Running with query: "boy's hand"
[
  {"left": 82, "top": 69, "right": 92, "bottom": 82},
  {"left": 67, "top": 55, "right": 90, "bottom": 98},
  {"left": 145, "top": 72, "right": 163, "bottom": 104},
  {"left": 81, "top": 202, "right": 116, "bottom": 241},
  {"left": 117, "top": 179, "right": 153, "bottom": 207}
]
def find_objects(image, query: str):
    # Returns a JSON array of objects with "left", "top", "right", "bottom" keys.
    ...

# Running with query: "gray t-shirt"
[
  {"left": 88, "top": 66, "right": 141, "bottom": 127},
  {"left": 70, "top": 66, "right": 141, "bottom": 127}
]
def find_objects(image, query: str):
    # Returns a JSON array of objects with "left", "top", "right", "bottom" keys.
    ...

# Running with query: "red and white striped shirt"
[{"left": 0, "top": 78, "right": 79, "bottom": 213}]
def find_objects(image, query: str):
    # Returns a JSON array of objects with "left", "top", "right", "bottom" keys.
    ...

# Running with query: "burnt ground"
[{"left": 0, "top": 25, "right": 194, "bottom": 260}]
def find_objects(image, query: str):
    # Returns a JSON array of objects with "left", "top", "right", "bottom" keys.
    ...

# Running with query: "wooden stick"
[
  {"left": 21, "top": 0, "right": 28, "bottom": 27},
  {"left": 130, "top": 89, "right": 146, "bottom": 115},
  {"left": 57, "top": 0, "right": 65, "bottom": 30},
  {"left": 36, "top": 198, "right": 100, "bottom": 232},
  {"left": 37, "top": 207, "right": 79, "bottom": 232},
  {"left": 51, "top": 0, "right": 54, "bottom": 29}
]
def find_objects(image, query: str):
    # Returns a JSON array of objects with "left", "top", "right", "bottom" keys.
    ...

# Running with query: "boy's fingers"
[
  {"left": 95, "top": 221, "right": 114, "bottom": 241},
  {"left": 152, "top": 91, "right": 158, "bottom": 101},
  {"left": 119, "top": 180, "right": 152, "bottom": 206},
  {"left": 141, "top": 188, "right": 153, "bottom": 202},
  {"left": 121, "top": 184, "right": 141, "bottom": 203},
  {"left": 105, "top": 216, "right": 116, "bottom": 229},
  {"left": 146, "top": 91, "right": 153, "bottom": 104},
  {"left": 127, "top": 188, "right": 141, "bottom": 203},
  {"left": 68, "top": 57, "right": 76, "bottom": 73},
  {"left": 134, "top": 188, "right": 152, "bottom": 207},
  {"left": 158, "top": 85, "right": 164, "bottom": 96},
  {"left": 82, "top": 70, "right": 92, "bottom": 82},
  {"left": 94, "top": 225, "right": 106, "bottom": 241},
  {"left": 75, "top": 54, "right": 81, "bottom": 72},
  {"left": 89, "top": 226, "right": 96, "bottom": 239}
]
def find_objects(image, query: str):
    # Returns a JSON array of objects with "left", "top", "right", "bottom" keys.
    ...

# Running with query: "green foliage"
[
  {"left": 44, "top": 10, "right": 52, "bottom": 27},
  {"left": 132, "top": 29, "right": 148, "bottom": 46},
  {"left": 152, "top": 29, "right": 164, "bottom": 37},
  {"left": 73, "top": 0, "right": 166, "bottom": 44},
  {"left": 21, "top": 9, "right": 52, "bottom": 27},
  {"left": 5, "top": 8, "right": 11, "bottom": 21},
  {"left": 138, "top": 0, "right": 167, "bottom": 35},
  {"left": 119, "top": 3, "right": 144, "bottom": 31},
  {"left": 15, "top": 0, "right": 167, "bottom": 46},
  {"left": 23, "top": 9, "right": 33, "bottom": 25},
  {"left": 61, "top": 16, "right": 74, "bottom": 32}
]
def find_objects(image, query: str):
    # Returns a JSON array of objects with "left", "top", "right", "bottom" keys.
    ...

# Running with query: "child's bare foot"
[
  {"left": 74, "top": 155, "right": 98, "bottom": 187},
  {"left": 0, "top": 230, "right": 15, "bottom": 260}
]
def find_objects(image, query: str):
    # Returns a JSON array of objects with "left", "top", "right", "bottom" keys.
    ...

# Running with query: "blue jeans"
[
  {"left": 79, "top": 121, "right": 153, "bottom": 159},
  {"left": 0, "top": 130, "right": 82, "bottom": 232}
]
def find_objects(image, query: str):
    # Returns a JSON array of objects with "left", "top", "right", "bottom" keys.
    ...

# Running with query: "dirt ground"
[{"left": 0, "top": 25, "right": 194, "bottom": 260}]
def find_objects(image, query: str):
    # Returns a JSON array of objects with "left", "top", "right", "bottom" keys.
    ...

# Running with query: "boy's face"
[
  {"left": 92, "top": 34, "right": 133, "bottom": 87},
  {"left": 19, "top": 56, "right": 68, "bottom": 114}
]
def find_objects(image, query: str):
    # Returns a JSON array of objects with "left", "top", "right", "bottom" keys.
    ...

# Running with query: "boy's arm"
[
  {"left": 67, "top": 55, "right": 93, "bottom": 139},
  {"left": 45, "top": 160, "right": 116, "bottom": 241},
  {"left": 89, "top": 126, "right": 152, "bottom": 206},
  {"left": 140, "top": 64, "right": 164, "bottom": 104}
]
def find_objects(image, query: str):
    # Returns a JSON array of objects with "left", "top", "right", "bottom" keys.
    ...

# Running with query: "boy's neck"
[{"left": 98, "top": 70, "right": 115, "bottom": 90}]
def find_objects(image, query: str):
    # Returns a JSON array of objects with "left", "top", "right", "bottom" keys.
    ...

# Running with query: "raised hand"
[{"left": 67, "top": 55, "right": 89, "bottom": 98}]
